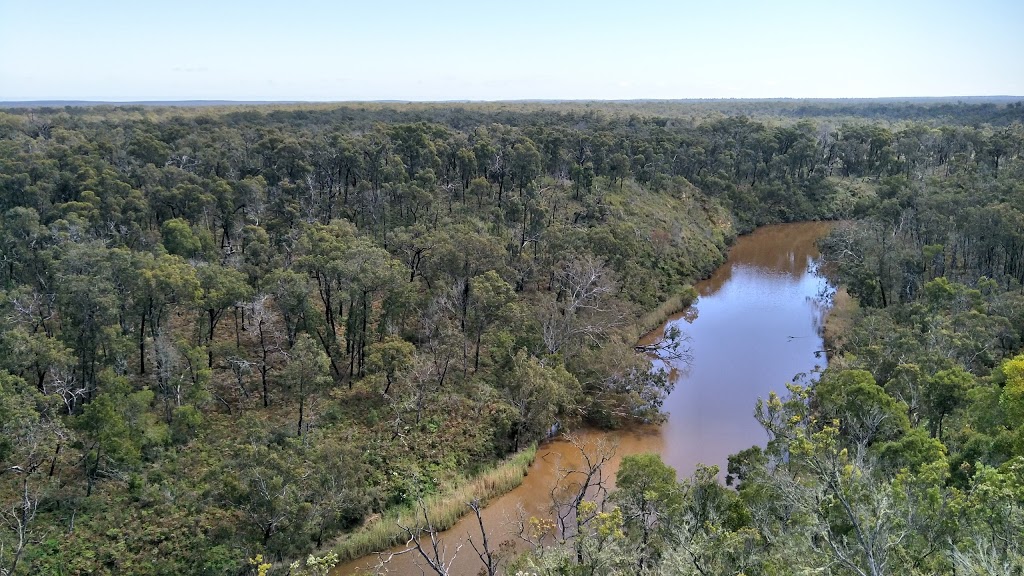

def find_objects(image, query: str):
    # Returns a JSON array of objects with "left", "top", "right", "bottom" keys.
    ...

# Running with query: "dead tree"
[
  {"left": 395, "top": 500, "right": 463, "bottom": 576},
  {"left": 467, "top": 499, "right": 498, "bottom": 576}
]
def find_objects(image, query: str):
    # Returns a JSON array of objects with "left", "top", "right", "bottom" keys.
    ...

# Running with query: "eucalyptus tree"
[
  {"left": 280, "top": 334, "right": 331, "bottom": 436},
  {"left": 196, "top": 263, "right": 252, "bottom": 367}
]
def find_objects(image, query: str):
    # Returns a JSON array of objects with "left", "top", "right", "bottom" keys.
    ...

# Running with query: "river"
[{"left": 334, "top": 221, "right": 834, "bottom": 575}]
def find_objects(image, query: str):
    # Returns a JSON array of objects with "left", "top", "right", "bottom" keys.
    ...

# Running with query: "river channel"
[{"left": 335, "top": 221, "right": 834, "bottom": 575}]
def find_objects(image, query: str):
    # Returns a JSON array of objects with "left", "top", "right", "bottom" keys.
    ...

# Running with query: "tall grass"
[
  {"left": 635, "top": 285, "right": 698, "bottom": 338},
  {"left": 823, "top": 287, "right": 857, "bottom": 359},
  {"left": 333, "top": 444, "right": 537, "bottom": 563}
]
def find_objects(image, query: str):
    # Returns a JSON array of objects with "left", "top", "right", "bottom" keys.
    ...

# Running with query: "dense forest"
[{"left": 0, "top": 100, "right": 1022, "bottom": 575}]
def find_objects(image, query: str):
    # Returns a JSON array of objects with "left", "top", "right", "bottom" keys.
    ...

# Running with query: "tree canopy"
[{"left": 0, "top": 99, "right": 1021, "bottom": 574}]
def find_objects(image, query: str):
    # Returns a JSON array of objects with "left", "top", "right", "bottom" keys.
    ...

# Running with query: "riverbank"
[
  {"left": 635, "top": 284, "right": 699, "bottom": 337},
  {"left": 331, "top": 443, "right": 537, "bottom": 563},
  {"left": 334, "top": 222, "right": 836, "bottom": 575},
  {"left": 823, "top": 287, "right": 857, "bottom": 361}
]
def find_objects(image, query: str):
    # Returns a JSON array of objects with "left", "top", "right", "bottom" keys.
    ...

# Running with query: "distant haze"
[{"left": 2, "top": 0, "right": 1022, "bottom": 101}]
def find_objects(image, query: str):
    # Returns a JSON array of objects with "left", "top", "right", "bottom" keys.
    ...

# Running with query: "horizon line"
[{"left": 2, "top": 95, "right": 1023, "bottom": 108}]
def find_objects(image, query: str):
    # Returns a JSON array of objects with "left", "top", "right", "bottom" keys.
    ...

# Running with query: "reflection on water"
[
  {"left": 334, "top": 221, "right": 834, "bottom": 575},
  {"left": 646, "top": 221, "right": 833, "bottom": 480}
]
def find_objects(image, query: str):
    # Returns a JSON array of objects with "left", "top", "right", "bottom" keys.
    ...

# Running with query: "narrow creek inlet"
[{"left": 334, "top": 221, "right": 835, "bottom": 575}]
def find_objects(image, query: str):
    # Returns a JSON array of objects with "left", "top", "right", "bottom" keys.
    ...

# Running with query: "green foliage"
[
  {"left": 160, "top": 217, "right": 202, "bottom": 258},
  {"left": 612, "top": 453, "right": 684, "bottom": 570},
  {"left": 280, "top": 333, "right": 331, "bottom": 436},
  {"left": 169, "top": 404, "right": 203, "bottom": 444},
  {"left": 494, "top": 349, "right": 580, "bottom": 452},
  {"left": 365, "top": 335, "right": 414, "bottom": 395},
  {"left": 815, "top": 369, "right": 910, "bottom": 445},
  {"left": 0, "top": 100, "right": 1021, "bottom": 574},
  {"left": 290, "top": 551, "right": 339, "bottom": 576},
  {"left": 1001, "top": 355, "right": 1024, "bottom": 428}
]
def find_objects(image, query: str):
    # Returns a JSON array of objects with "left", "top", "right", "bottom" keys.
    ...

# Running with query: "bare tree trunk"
[{"left": 468, "top": 499, "right": 498, "bottom": 576}]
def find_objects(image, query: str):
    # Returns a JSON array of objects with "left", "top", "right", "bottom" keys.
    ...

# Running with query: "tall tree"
[
  {"left": 280, "top": 334, "right": 331, "bottom": 436},
  {"left": 196, "top": 263, "right": 252, "bottom": 367}
]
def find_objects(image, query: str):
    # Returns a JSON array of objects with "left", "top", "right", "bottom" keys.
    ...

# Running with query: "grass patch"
[
  {"left": 823, "top": 287, "right": 858, "bottom": 358},
  {"left": 635, "top": 285, "right": 698, "bottom": 338},
  {"left": 332, "top": 443, "right": 537, "bottom": 563}
]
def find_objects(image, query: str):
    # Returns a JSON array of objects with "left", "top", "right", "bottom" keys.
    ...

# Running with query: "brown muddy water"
[{"left": 334, "top": 221, "right": 834, "bottom": 575}]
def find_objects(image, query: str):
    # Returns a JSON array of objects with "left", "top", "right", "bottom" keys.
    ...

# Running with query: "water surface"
[{"left": 645, "top": 221, "right": 832, "bottom": 478}]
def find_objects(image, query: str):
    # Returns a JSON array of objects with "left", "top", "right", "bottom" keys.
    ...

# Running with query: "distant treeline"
[{"left": 5, "top": 96, "right": 1024, "bottom": 126}]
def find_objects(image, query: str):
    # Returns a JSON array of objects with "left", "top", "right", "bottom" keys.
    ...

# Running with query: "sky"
[{"left": 1, "top": 0, "right": 1022, "bottom": 101}]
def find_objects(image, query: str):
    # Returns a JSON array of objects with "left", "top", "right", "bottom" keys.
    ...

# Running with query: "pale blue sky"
[{"left": 2, "top": 0, "right": 1022, "bottom": 101}]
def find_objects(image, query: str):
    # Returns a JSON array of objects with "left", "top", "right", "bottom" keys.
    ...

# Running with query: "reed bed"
[
  {"left": 333, "top": 444, "right": 537, "bottom": 562},
  {"left": 635, "top": 285, "right": 698, "bottom": 338}
]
